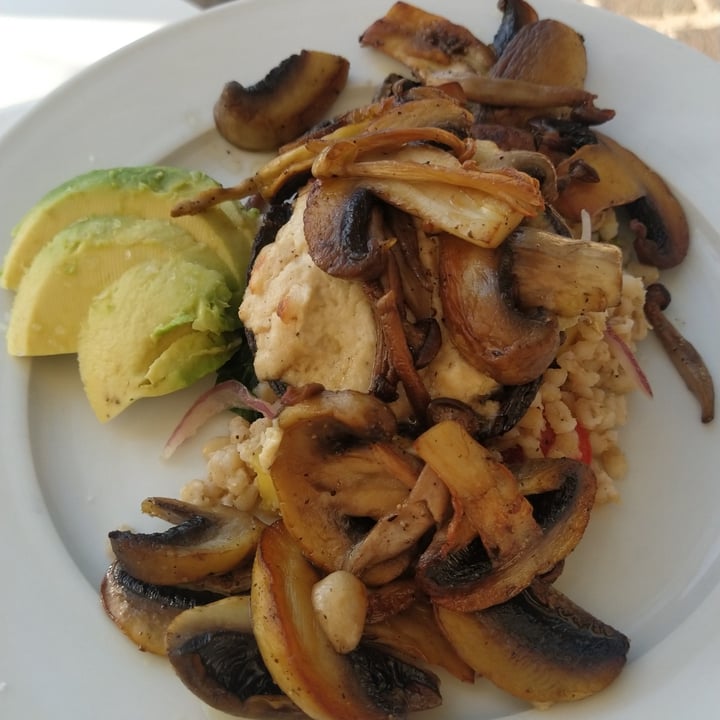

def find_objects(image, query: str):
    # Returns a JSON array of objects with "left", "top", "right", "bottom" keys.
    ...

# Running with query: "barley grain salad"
[{"left": 5, "top": 1, "right": 716, "bottom": 719}]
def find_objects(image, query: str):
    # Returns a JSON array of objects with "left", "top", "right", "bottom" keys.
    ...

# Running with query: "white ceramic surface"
[{"left": 1, "top": 1, "right": 719, "bottom": 718}]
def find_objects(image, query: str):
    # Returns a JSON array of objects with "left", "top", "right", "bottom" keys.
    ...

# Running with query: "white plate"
[{"left": 1, "top": 1, "right": 719, "bottom": 718}]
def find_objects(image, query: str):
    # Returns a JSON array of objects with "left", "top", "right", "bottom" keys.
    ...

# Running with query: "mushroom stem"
[{"left": 643, "top": 283, "right": 714, "bottom": 423}]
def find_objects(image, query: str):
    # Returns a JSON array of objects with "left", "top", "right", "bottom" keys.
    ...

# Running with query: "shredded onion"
[
  {"left": 604, "top": 325, "right": 653, "bottom": 398},
  {"left": 162, "top": 380, "right": 281, "bottom": 459}
]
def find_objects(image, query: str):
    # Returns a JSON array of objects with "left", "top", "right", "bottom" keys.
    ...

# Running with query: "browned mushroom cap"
[
  {"left": 438, "top": 232, "right": 560, "bottom": 386},
  {"left": 252, "top": 521, "right": 442, "bottom": 719},
  {"left": 414, "top": 424, "right": 597, "bottom": 611},
  {"left": 363, "top": 598, "right": 475, "bottom": 683},
  {"left": 108, "top": 497, "right": 262, "bottom": 586},
  {"left": 165, "top": 595, "right": 304, "bottom": 718},
  {"left": 435, "top": 580, "right": 629, "bottom": 704},
  {"left": 303, "top": 179, "right": 391, "bottom": 280},
  {"left": 214, "top": 50, "right": 349, "bottom": 152},
  {"left": 554, "top": 132, "right": 690, "bottom": 269},
  {"left": 491, "top": 0, "right": 539, "bottom": 57},
  {"left": 100, "top": 561, "right": 223, "bottom": 655},
  {"left": 268, "top": 390, "right": 418, "bottom": 575}
]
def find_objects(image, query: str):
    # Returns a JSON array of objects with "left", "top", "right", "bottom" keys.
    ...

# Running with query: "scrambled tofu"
[{"left": 239, "top": 190, "right": 499, "bottom": 412}]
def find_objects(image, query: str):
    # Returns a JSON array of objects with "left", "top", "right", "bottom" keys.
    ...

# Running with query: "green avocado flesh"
[
  {"left": 1, "top": 166, "right": 252, "bottom": 290},
  {"left": 6, "top": 215, "right": 237, "bottom": 357},
  {"left": 78, "top": 257, "right": 242, "bottom": 422}
]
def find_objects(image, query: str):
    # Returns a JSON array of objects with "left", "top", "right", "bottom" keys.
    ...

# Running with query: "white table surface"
[{"left": 0, "top": 0, "right": 201, "bottom": 139}]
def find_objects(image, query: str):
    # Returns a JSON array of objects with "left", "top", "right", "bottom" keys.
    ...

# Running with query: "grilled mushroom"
[
  {"left": 435, "top": 580, "right": 629, "bottom": 705},
  {"left": 414, "top": 422, "right": 597, "bottom": 611},
  {"left": 165, "top": 595, "right": 303, "bottom": 717},
  {"left": 268, "top": 389, "right": 419, "bottom": 576},
  {"left": 100, "top": 561, "right": 223, "bottom": 655},
  {"left": 214, "top": 50, "right": 349, "bottom": 152},
  {"left": 555, "top": 132, "right": 690, "bottom": 269},
  {"left": 108, "top": 497, "right": 262, "bottom": 586},
  {"left": 251, "top": 521, "right": 442, "bottom": 719},
  {"left": 438, "top": 233, "right": 560, "bottom": 386}
]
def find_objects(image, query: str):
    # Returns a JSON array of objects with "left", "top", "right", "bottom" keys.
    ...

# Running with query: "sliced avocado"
[
  {"left": 1, "top": 166, "right": 257, "bottom": 290},
  {"left": 6, "top": 215, "right": 239, "bottom": 357},
  {"left": 78, "top": 257, "right": 242, "bottom": 422}
]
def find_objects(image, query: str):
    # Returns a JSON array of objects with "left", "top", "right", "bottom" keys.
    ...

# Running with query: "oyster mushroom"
[
  {"left": 252, "top": 520, "right": 442, "bottom": 719},
  {"left": 214, "top": 49, "right": 349, "bottom": 152},
  {"left": 414, "top": 422, "right": 597, "bottom": 611},
  {"left": 554, "top": 132, "right": 690, "bottom": 269},
  {"left": 100, "top": 561, "right": 222, "bottom": 655},
  {"left": 108, "top": 497, "right": 262, "bottom": 586},
  {"left": 435, "top": 580, "right": 629, "bottom": 705},
  {"left": 165, "top": 595, "right": 303, "bottom": 718},
  {"left": 359, "top": 1, "right": 495, "bottom": 80}
]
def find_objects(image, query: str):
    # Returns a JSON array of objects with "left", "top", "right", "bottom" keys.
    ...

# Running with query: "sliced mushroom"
[
  {"left": 252, "top": 521, "right": 442, "bottom": 719},
  {"left": 644, "top": 282, "right": 714, "bottom": 423},
  {"left": 438, "top": 232, "right": 560, "bottom": 386},
  {"left": 303, "top": 179, "right": 390, "bottom": 280},
  {"left": 108, "top": 497, "right": 262, "bottom": 585},
  {"left": 491, "top": 0, "right": 539, "bottom": 57},
  {"left": 214, "top": 50, "right": 350, "bottom": 151},
  {"left": 100, "top": 561, "right": 222, "bottom": 655},
  {"left": 363, "top": 598, "right": 475, "bottom": 684},
  {"left": 506, "top": 225, "right": 623, "bottom": 316},
  {"left": 435, "top": 580, "right": 629, "bottom": 704},
  {"left": 554, "top": 132, "right": 689, "bottom": 269},
  {"left": 165, "top": 595, "right": 303, "bottom": 718},
  {"left": 268, "top": 390, "right": 418, "bottom": 575},
  {"left": 414, "top": 424, "right": 597, "bottom": 611},
  {"left": 359, "top": 1, "right": 495, "bottom": 80}
]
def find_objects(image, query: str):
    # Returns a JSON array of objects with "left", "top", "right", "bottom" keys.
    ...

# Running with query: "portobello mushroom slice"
[
  {"left": 100, "top": 561, "right": 223, "bottom": 655},
  {"left": 252, "top": 521, "right": 442, "bottom": 720},
  {"left": 214, "top": 50, "right": 349, "bottom": 152},
  {"left": 435, "top": 580, "right": 629, "bottom": 705},
  {"left": 166, "top": 595, "right": 304, "bottom": 718},
  {"left": 108, "top": 497, "right": 262, "bottom": 586},
  {"left": 414, "top": 423, "right": 596, "bottom": 611}
]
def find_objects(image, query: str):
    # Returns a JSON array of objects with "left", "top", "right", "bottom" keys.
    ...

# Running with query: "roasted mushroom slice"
[
  {"left": 435, "top": 580, "right": 629, "bottom": 705},
  {"left": 252, "top": 521, "right": 442, "bottom": 720},
  {"left": 359, "top": 1, "right": 495, "bottom": 80},
  {"left": 268, "top": 389, "right": 418, "bottom": 575},
  {"left": 439, "top": 233, "right": 560, "bottom": 386},
  {"left": 108, "top": 497, "right": 262, "bottom": 585},
  {"left": 165, "top": 595, "right": 303, "bottom": 718},
  {"left": 414, "top": 424, "right": 596, "bottom": 611},
  {"left": 363, "top": 598, "right": 475, "bottom": 684},
  {"left": 554, "top": 132, "right": 690, "bottom": 269},
  {"left": 100, "top": 561, "right": 222, "bottom": 655},
  {"left": 214, "top": 50, "right": 350, "bottom": 152},
  {"left": 506, "top": 226, "right": 623, "bottom": 317}
]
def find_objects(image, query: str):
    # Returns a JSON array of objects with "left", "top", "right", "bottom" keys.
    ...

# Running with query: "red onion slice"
[
  {"left": 604, "top": 325, "right": 653, "bottom": 398},
  {"left": 163, "top": 380, "right": 281, "bottom": 459}
]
